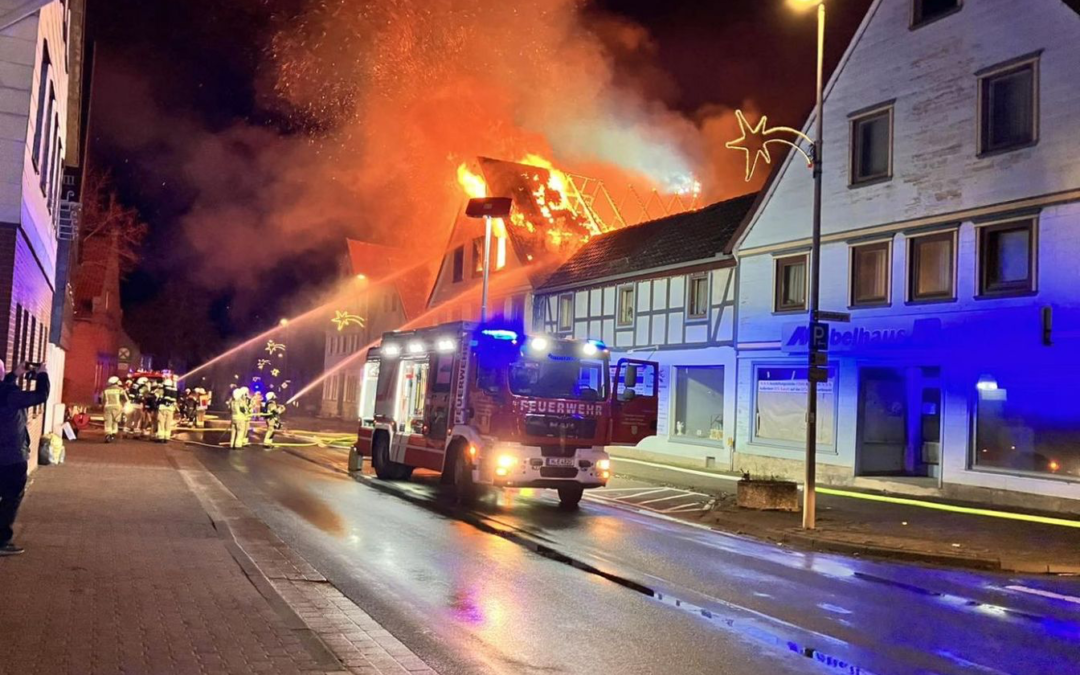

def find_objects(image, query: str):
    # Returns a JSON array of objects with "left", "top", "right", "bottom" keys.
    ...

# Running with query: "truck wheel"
[
  {"left": 558, "top": 487, "right": 584, "bottom": 509},
  {"left": 372, "top": 435, "right": 394, "bottom": 480},
  {"left": 392, "top": 464, "right": 414, "bottom": 481},
  {"left": 453, "top": 448, "right": 476, "bottom": 504}
]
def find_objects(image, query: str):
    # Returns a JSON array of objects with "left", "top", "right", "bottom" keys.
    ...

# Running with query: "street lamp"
[
  {"left": 465, "top": 196, "right": 513, "bottom": 323},
  {"left": 790, "top": 0, "right": 826, "bottom": 530}
]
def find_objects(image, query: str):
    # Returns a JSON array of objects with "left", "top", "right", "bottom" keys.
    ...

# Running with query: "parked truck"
[{"left": 353, "top": 322, "right": 659, "bottom": 507}]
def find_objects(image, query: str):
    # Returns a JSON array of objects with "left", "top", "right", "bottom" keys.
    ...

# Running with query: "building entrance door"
[
  {"left": 857, "top": 367, "right": 909, "bottom": 475},
  {"left": 857, "top": 366, "right": 941, "bottom": 477}
]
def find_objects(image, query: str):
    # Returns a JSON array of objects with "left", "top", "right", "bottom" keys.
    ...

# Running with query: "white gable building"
[{"left": 733, "top": 0, "right": 1080, "bottom": 510}]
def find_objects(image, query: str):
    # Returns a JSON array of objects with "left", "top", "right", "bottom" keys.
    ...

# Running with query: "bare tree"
[{"left": 78, "top": 169, "right": 149, "bottom": 274}]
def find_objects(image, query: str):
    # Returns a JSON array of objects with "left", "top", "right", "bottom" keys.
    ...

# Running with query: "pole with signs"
[
  {"left": 480, "top": 216, "right": 492, "bottom": 323},
  {"left": 804, "top": 0, "right": 826, "bottom": 530}
]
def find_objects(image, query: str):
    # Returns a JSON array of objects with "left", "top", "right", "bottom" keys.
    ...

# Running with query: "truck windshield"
[{"left": 509, "top": 357, "right": 607, "bottom": 401}]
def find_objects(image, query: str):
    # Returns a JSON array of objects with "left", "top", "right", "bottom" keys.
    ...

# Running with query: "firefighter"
[
  {"left": 143, "top": 380, "right": 160, "bottom": 439},
  {"left": 194, "top": 388, "right": 210, "bottom": 428},
  {"left": 228, "top": 387, "right": 250, "bottom": 449},
  {"left": 155, "top": 377, "right": 179, "bottom": 443},
  {"left": 262, "top": 392, "right": 284, "bottom": 448},
  {"left": 102, "top": 376, "right": 127, "bottom": 443},
  {"left": 126, "top": 377, "right": 147, "bottom": 437}
]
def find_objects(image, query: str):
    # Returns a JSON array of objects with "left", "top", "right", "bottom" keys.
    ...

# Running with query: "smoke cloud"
[{"left": 108, "top": 0, "right": 764, "bottom": 295}]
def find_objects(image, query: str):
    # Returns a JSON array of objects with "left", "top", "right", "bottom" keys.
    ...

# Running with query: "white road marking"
[
  {"left": 1005, "top": 585, "right": 1080, "bottom": 605},
  {"left": 661, "top": 503, "right": 710, "bottom": 514},
  {"left": 599, "top": 487, "right": 671, "bottom": 501},
  {"left": 638, "top": 493, "right": 704, "bottom": 506}
]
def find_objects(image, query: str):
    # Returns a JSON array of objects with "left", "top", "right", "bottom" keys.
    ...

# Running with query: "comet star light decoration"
[
  {"left": 726, "top": 110, "right": 815, "bottom": 182},
  {"left": 265, "top": 340, "right": 286, "bottom": 355},
  {"left": 332, "top": 311, "right": 366, "bottom": 332}
]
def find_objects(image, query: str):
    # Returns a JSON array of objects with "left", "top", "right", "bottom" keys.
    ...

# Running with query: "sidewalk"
[
  {"left": 606, "top": 455, "right": 1080, "bottom": 574},
  {"left": 0, "top": 434, "right": 437, "bottom": 675}
]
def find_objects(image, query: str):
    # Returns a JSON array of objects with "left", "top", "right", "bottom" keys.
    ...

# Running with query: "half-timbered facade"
[{"left": 534, "top": 194, "right": 756, "bottom": 466}]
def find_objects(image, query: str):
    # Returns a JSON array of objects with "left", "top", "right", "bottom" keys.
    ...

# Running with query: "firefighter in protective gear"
[
  {"left": 143, "top": 381, "right": 160, "bottom": 439},
  {"left": 228, "top": 387, "right": 250, "bottom": 448},
  {"left": 127, "top": 377, "right": 148, "bottom": 437},
  {"left": 155, "top": 377, "right": 179, "bottom": 443},
  {"left": 194, "top": 388, "right": 210, "bottom": 428},
  {"left": 262, "top": 392, "right": 285, "bottom": 448},
  {"left": 102, "top": 376, "right": 127, "bottom": 443}
]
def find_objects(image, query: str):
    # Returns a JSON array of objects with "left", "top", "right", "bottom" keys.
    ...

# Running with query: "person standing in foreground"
[
  {"left": 102, "top": 376, "right": 127, "bottom": 443},
  {"left": 262, "top": 392, "right": 284, "bottom": 448},
  {"left": 0, "top": 361, "right": 50, "bottom": 556},
  {"left": 155, "top": 376, "right": 179, "bottom": 443},
  {"left": 228, "top": 387, "right": 250, "bottom": 449}
]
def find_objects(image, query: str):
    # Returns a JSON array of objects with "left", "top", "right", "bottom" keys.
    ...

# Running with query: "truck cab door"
[{"left": 609, "top": 359, "right": 659, "bottom": 445}]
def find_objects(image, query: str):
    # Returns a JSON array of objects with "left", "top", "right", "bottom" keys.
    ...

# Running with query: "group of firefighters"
[{"left": 99, "top": 377, "right": 286, "bottom": 448}]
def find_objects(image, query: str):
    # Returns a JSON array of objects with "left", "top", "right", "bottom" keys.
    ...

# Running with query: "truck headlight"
[
  {"left": 495, "top": 454, "right": 516, "bottom": 477},
  {"left": 596, "top": 459, "right": 611, "bottom": 471}
]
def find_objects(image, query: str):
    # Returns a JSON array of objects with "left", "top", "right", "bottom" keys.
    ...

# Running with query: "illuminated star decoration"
[
  {"left": 257, "top": 359, "right": 271, "bottom": 371},
  {"left": 281, "top": 380, "right": 291, "bottom": 390},
  {"left": 725, "top": 110, "right": 815, "bottom": 182},
  {"left": 265, "top": 340, "right": 286, "bottom": 355},
  {"left": 332, "top": 311, "right": 366, "bottom": 332},
  {"left": 271, "top": 369, "right": 280, "bottom": 377}
]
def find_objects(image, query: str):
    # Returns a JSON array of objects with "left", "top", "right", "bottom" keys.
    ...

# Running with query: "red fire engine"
[{"left": 353, "top": 322, "right": 659, "bottom": 507}]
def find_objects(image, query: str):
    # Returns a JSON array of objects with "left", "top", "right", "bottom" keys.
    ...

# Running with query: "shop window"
[
  {"left": 687, "top": 275, "right": 709, "bottom": 319},
  {"left": 850, "top": 241, "right": 890, "bottom": 306},
  {"left": 912, "top": 0, "right": 960, "bottom": 27},
  {"left": 617, "top": 286, "right": 635, "bottom": 326},
  {"left": 908, "top": 231, "right": 955, "bottom": 302},
  {"left": 850, "top": 107, "right": 892, "bottom": 185},
  {"left": 974, "top": 372, "right": 1079, "bottom": 478},
  {"left": 774, "top": 255, "right": 807, "bottom": 312},
  {"left": 753, "top": 365, "right": 835, "bottom": 446},
  {"left": 557, "top": 294, "right": 573, "bottom": 331},
  {"left": 978, "top": 219, "right": 1035, "bottom": 296},
  {"left": 979, "top": 59, "right": 1037, "bottom": 155},
  {"left": 452, "top": 246, "right": 464, "bottom": 283},
  {"left": 673, "top": 366, "right": 724, "bottom": 443}
]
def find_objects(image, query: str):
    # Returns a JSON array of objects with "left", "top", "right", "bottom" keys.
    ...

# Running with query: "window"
[
  {"left": 974, "top": 370, "right": 1079, "bottom": 478},
  {"left": 31, "top": 44, "right": 49, "bottom": 171},
  {"left": 452, "top": 246, "right": 464, "bottom": 282},
  {"left": 495, "top": 235, "right": 507, "bottom": 270},
  {"left": 48, "top": 132, "right": 62, "bottom": 212},
  {"left": 472, "top": 237, "right": 484, "bottom": 278},
  {"left": 617, "top": 286, "right": 635, "bottom": 326},
  {"left": 979, "top": 60, "right": 1037, "bottom": 155},
  {"left": 510, "top": 294, "right": 525, "bottom": 322},
  {"left": 11, "top": 304, "right": 21, "bottom": 368},
  {"left": 850, "top": 107, "right": 892, "bottom": 185},
  {"left": 39, "top": 88, "right": 55, "bottom": 193},
  {"left": 557, "top": 294, "right": 573, "bottom": 331},
  {"left": 850, "top": 241, "right": 891, "bottom": 306},
  {"left": 979, "top": 219, "right": 1035, "bottom": 296},
  {"left": 912, "top": 0, "right": 960, "bottom": 27},
  {"left": 673, "top": 366, "right": 724, "bottom": 443},
  {"left": 687, "top": 275, "right": 709, "bottom": 319},
  {"left": 754, "top": 365, "right": 836, "bottom": 446},
  {"left": 774, "top": 255, "right": 807, "bottom": 312},
  {"left": 908, "top": 232, "right": 955, "bottom": 302}
]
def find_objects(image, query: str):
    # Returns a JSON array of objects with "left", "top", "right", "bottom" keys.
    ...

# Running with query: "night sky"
[{"left": 87, "top": 0, "right": 873, "bottom": 366}]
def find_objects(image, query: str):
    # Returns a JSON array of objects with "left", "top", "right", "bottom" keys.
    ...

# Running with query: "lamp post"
[
  {"left": 465, "top": 197, "right": 513, "bottom": 323},
  {"left": 789, "top": 0, "right": 826, "bottom": 529}
]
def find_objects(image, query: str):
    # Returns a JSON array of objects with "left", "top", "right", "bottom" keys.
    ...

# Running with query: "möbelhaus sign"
[{"left": 781, "top": 318, "right": 941, "bottom": 353}]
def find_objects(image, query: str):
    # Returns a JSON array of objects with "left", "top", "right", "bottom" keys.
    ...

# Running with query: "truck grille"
[
  {"left": 540, "top": 467, "right": 579, "bottom": 478},
  {"left": 525, "top": 415, "right": 597, "bottom": 440}
]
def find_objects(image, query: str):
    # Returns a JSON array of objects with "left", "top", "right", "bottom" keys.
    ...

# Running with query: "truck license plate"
[{"left": 545, "top": 457, "right": 576, "bottom": 467}]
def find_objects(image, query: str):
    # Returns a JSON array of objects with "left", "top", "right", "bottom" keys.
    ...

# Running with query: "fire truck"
[{"left": 353, "top": 322, "right": 659, "bottom": 507}]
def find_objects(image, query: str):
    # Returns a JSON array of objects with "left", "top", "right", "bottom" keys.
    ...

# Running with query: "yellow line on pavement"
[{"left": 816, "top": 487, "right": 1080, "bottom": 529}]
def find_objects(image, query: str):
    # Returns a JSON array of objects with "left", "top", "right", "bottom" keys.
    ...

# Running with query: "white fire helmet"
[
  {"left": 194, "top": 387, "right": 205, "bottom": 394},
  {"left": 137, "top": 377, "right": 148, "bottom": 385},
  {"left": 265, "top": 392, "right": 276, "bottom": 401},
  {"left": 108, "top": 376, "right": 120, "bottom": 385},
  {"left": 163, "top": 376, "right": 175, "bottom": 386}
]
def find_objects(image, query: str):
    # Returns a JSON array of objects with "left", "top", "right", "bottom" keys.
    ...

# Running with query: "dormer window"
[{"left": 912, "top": 0, "right": 961, "bottom": 28}]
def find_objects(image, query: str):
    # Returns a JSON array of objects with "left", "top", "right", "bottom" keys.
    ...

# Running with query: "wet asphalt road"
[{"left": 186, "top": 437, "right": 1080, "bottom": 675}]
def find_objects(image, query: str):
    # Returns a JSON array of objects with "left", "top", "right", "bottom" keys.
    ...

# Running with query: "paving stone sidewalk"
[{"left": 0, "top": 437, "right": 438, "bottom": 675}]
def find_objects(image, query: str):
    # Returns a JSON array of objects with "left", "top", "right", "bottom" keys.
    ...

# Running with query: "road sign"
[
  {"left": 810, "top": 322, "right": 829, "bottom": 352},
  {"left": 808, "top": 366, "right": 829, "bottom": 383},
  {"left": 810, "top": 351, "right": 828, "bottom": 366},
  {"left": 817, "top": 310, "right": 851, "bottom": 323}
]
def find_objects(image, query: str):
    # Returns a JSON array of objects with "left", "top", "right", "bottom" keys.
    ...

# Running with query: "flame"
[
  {"left": 457, "top": 163, "right": 487, "bottom": 199},
  {"left": 520, "top": 153, "right": 571, "bottom": 211}
]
